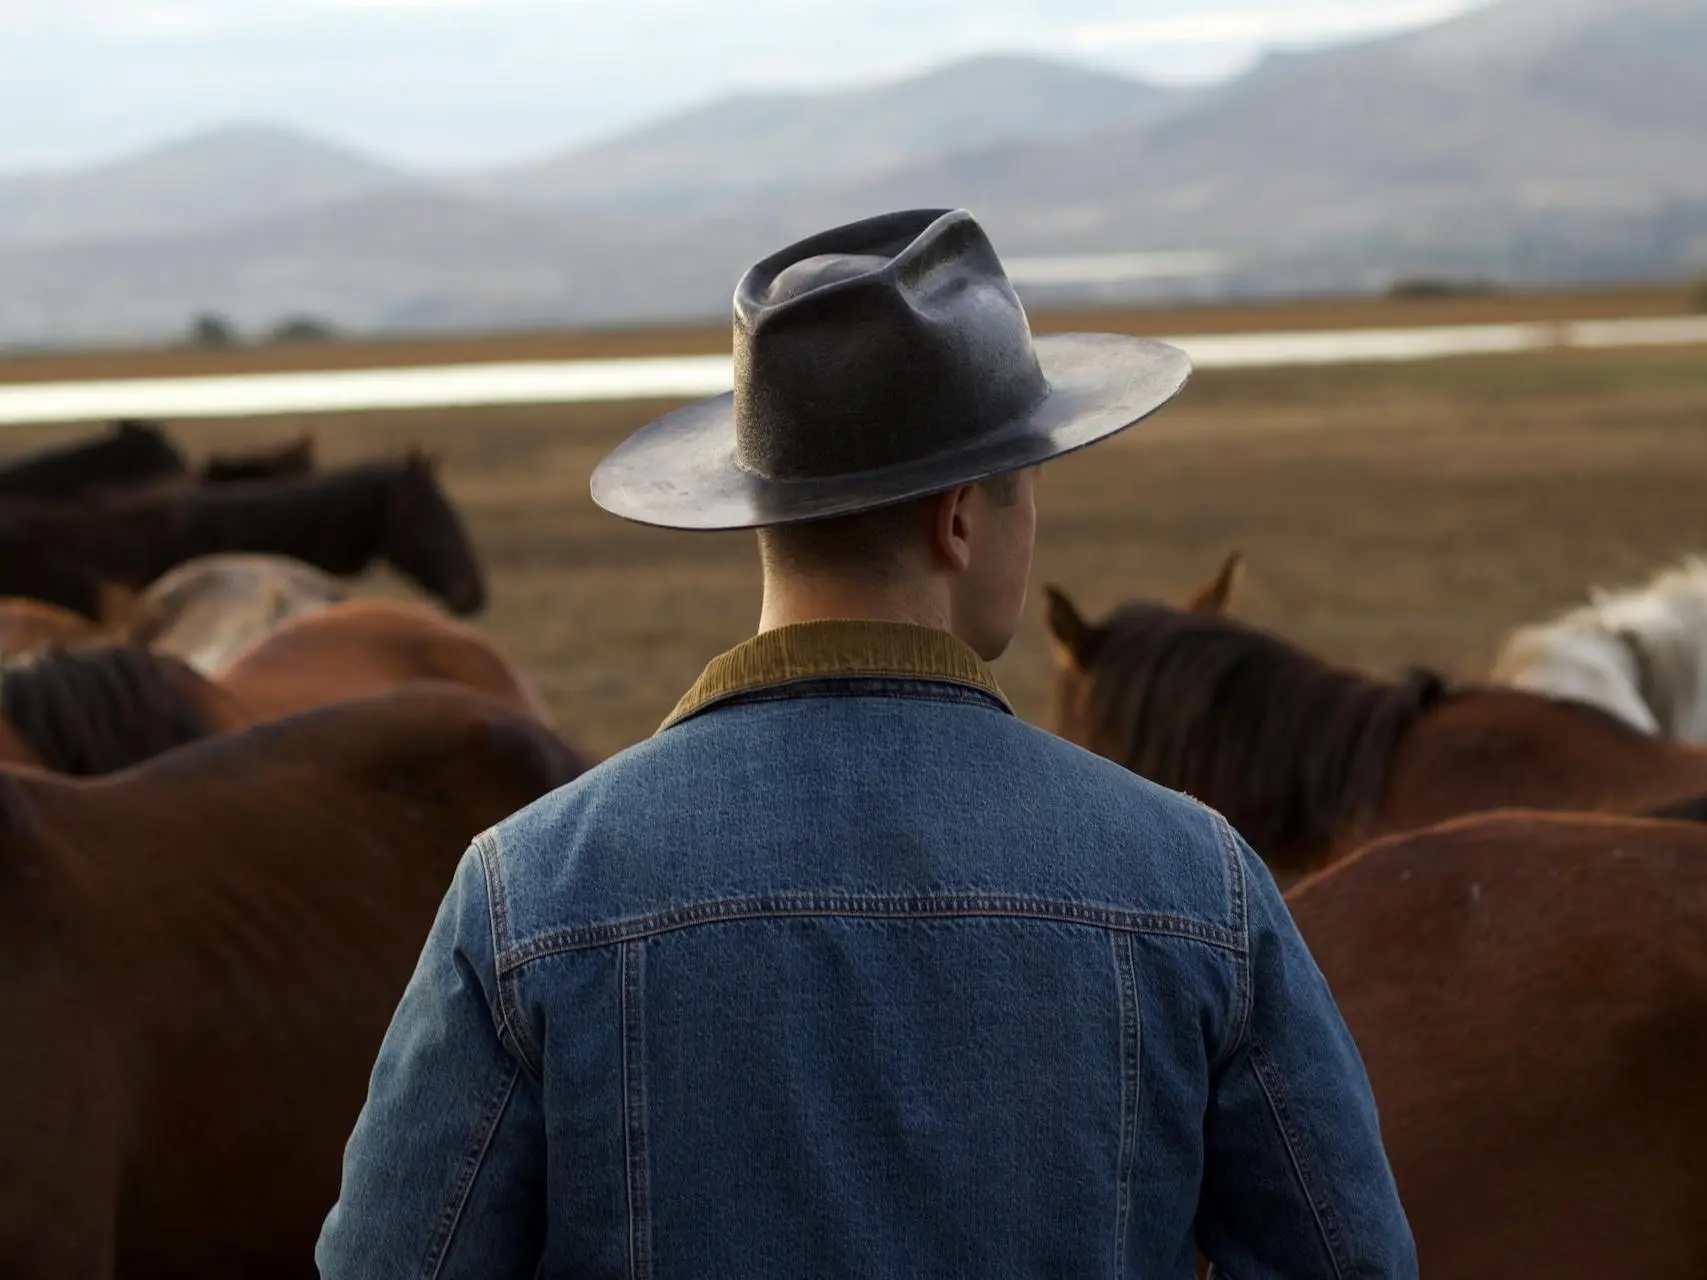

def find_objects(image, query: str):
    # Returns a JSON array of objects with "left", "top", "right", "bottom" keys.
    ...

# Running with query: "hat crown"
[{"left": 731, "top": 209, "right": 1047, "bottom": 482}]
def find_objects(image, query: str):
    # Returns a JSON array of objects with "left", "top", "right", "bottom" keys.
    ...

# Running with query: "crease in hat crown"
[{"left": 730, "top": 209, "right": 1048, "bottom": 483}]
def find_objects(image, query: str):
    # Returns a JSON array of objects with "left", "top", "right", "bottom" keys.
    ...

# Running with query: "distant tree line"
[{"left": 184, "top": 312, "right": 340, "bottom": 350}]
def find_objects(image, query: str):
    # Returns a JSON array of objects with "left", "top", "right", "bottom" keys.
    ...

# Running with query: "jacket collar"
[{"left": 661, "top": 620, "right": 1011, "bottom": 731}]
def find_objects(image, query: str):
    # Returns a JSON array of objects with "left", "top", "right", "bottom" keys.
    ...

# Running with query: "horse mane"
[
  {"left": 0, "top": 647, "right": 216, "bottom": 776},
  {"left": 1077, "top": 603, "right": 1449, "bottom": 857},
  {"left": 155, "top": 459, "right": 417, "bottom": 579}
]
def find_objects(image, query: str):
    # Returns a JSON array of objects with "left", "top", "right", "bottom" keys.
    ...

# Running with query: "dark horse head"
[
  {"left": 0, "top": 647, "right": 221, "bottom": 775},
  {"left": 1044, "top": 554, "right": 1447, "bottom": 878},
  {"left": 380, "top": 451, "right": 486, "bottom": 616},
  {"left": 0, "top": 419, "right": 186, "bottom": 501}
]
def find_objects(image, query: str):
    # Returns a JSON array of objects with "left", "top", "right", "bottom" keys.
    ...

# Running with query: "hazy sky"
[{"left": 3, "top": 0, "right": 1484, "bottom": 171}]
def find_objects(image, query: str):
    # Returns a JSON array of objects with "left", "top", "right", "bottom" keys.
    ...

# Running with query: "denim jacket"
[{"left": 318, "top": 621, "right": 1415, "bottom": 1278}]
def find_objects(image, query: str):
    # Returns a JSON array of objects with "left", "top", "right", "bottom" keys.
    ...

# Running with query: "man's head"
[
  {"left": 588, "top": 211, "right": 1192, "bottom": 634},
  {"left": 757, "top": 467, "right": 1039, "bottom": 661}
]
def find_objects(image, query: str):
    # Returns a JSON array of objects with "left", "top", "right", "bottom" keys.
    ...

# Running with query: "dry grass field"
[
  {"left": 4, "top": 340, "right": 1706, "bottom": 759},
  {"left": 0, "top": 283, "right": 1693, "bottom": 383}
]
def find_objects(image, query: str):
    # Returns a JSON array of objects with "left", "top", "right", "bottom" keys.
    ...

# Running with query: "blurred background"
[
  {"left": 1, "top": 0, "right": 1705, "bottom": 752},
  {"left": 2, "top": 0, "right": 1703, "bottom": 338}
]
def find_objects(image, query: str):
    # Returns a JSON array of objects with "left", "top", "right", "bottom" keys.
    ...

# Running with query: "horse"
[
  {"left": 0, "top": 601, "right": 549, "bottom": 774},
  {"left": 0, "top": 419, "right": 185, "bottom": 500},
  {"left": 1492, "top": 554, "right": 1707, "bottom": 741},
  {"left": 217, "top": 598, "right": 554, "bottom": 726},
  {"left": 197, "top": 434, "right": 316, "bottom": 485},
  {"left": 0, "top": 647, "right": 247, "bottom": 774},
  {"left": 0, "top": 684, "right": 589, "bottom": 1279},
  {"left": 124, "top": 554, "right": 351, "bottom": 675},
  {"left": 1288, "top": 810, "right": 1707, "bottom": 1277},
  {"left": 1045, "top": 553, "right": 1707, "bottom": 881},
  {"left": 0, "top": 598, "right": 109, "bottom": 658},
  {"left": 0, "top": 451, "right": 486, "bottom": 617}
]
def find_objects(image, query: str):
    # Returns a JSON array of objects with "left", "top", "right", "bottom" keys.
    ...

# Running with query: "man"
[{"left": 318, "top": 209, "right": 1416, "bottom": 1277}]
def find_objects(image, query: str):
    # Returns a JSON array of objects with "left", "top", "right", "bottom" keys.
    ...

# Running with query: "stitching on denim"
[
  {"left": 496, "top": 894, "right": 1244, "bottom": 972},
  {"left": 683, "top": 683, "right": 1013, "bottom": 718},
  {"left": 478, "top": 831, "right": 545, "bottom": 1079},
  {"left": 1111, "top": 931, "right": 1141, "bottom": 1275},
  {"left": 1247, "top": 1041, "right": 1353, "bottom": 1279},
  {"left": 620, "top": 942, "right": 653, "bottom": 1280},
  {"left": 418, "top": 1059, "right": 520, "bottom": 1280},
  {"left": 667, "top": 677, "right": 1014, "bottom": 728},
  {"left": 1211, "top": 815, "right": 1254, "bottom": 1071}
]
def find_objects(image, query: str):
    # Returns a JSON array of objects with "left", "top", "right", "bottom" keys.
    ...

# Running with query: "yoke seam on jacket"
[{"left": 496, "top": 894, "right": 1244, "bottom": 974}]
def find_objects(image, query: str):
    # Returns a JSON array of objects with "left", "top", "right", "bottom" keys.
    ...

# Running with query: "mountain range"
[{"left": 1, "top": 0, "right": 1704, "bottom": 346}]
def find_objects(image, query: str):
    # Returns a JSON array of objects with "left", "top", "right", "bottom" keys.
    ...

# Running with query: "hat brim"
[{"left": 589, "top": 334, "right": 1192, "bottom": 530}]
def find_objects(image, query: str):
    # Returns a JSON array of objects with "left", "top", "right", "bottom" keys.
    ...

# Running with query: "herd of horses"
[
  {"left": 0, "top": 421, "right": 586, "bottom": 1278},
  {"left": 5, "top": 417, "right": 1707, "bottom": 1275}
]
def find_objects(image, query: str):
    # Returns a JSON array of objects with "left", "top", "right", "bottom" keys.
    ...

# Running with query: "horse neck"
[
  {"left": 1387, "top": 689, "right": 1707, "bottom": 825},
  {"left": 180, "top": 467, "right": 394, "bottom": 577},
  {"left": 1090, "top": 621, "right": 1439, "bottom": 874},
  {"left": 0, "top": 649, "right": 228, "bottom": 776}
]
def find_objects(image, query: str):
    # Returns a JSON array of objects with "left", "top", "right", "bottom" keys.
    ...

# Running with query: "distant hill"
[
  {"left": 0, "top": 191, "right": 790, "bottom": 342},
  {"left": 2, "top": 1, "right": 1705, "bottom": 345},
  {"left": 476, "top": 55, "right": 1190, "bottom": 214},
  {"left": 0, "top": 125, "right": 408, "bottom": 249},
  {"left": 786, "top": 0, "right": 1707, "bottom": 261}
]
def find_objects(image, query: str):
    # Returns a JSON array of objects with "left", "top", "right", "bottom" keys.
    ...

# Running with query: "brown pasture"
[
  {"left": 2, "top": 342, "right": 1706, "bottom": 758},
  {"left": 0, "top": 283, "right": 1690, "bottom": 383}
]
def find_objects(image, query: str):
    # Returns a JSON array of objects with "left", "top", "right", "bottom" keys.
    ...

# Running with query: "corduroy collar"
[{"left": 660, "top": 620, "right": 1011, "bottom": 731}]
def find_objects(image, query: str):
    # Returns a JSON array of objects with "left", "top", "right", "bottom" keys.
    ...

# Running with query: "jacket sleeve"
[
  {"left": 316, "top": 840, "right": 545, "bottom": 1279},
  {"left": 1196, "top": 830, "right": 1418, "bottom": 1279}
]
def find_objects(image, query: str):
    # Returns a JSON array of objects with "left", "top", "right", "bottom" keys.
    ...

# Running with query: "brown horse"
[
  {"left": 0, "top": 684, "right": 588, "bottom": 1279},
  {"left": 0, "top": 598, "right": 109, "bottom": 658},
  {"left": 0, "top": 600, "right": 549, "bottom": 774},
  {"left": 0, "top": 451, "right": 485, "bottom": 617},
  {"left": 0, "top": 648, "right": 248, "bottom": 774},
  {"left": 218, "top": 598, "right": 553, "bottom": 726},
  {"left": 1046, "top": 554, "right": 1707, "bottom": 880},
  {"left": 1289, "top": 810, "right": 1707, "bottom": 1277},
  {"left": 124, "top": 554, "right": 351, "bottom": 675}
]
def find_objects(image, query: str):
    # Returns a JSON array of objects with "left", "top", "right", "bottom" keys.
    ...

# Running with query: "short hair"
[{"left": 757, "top": 472, "right": 1022, "bottom": 579}]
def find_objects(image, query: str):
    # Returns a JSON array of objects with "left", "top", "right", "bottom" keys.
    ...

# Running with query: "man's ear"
[{"left": 930, "top": 485, "right": 978, "bottom": 573}]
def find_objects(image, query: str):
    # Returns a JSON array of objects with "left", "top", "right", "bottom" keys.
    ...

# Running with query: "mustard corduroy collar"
[{"left": 661, "top": 619, "right": 1010, "bottom": 731}]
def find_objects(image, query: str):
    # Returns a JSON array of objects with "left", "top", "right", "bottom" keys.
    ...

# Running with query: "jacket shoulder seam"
[{"left": 494, "top": 893, "right": 1245, "bottom": 973}]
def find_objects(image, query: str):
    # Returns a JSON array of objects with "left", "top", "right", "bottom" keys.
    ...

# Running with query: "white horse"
[{"left": 1491, "top": 557, "right": 1707, "bottom": 741}]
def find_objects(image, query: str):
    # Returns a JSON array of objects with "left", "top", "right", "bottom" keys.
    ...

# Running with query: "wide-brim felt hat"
[{"left": 590, "top": 208, "right": 1192, "bottom": 531}]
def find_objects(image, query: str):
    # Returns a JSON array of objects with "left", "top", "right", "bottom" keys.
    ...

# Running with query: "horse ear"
[
  {"left": 1043, "top": 585, "right": 1092, "bottom": 670},
  {"left": 1187, "top": 552, "right": 1245, "bottom": 615}
]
